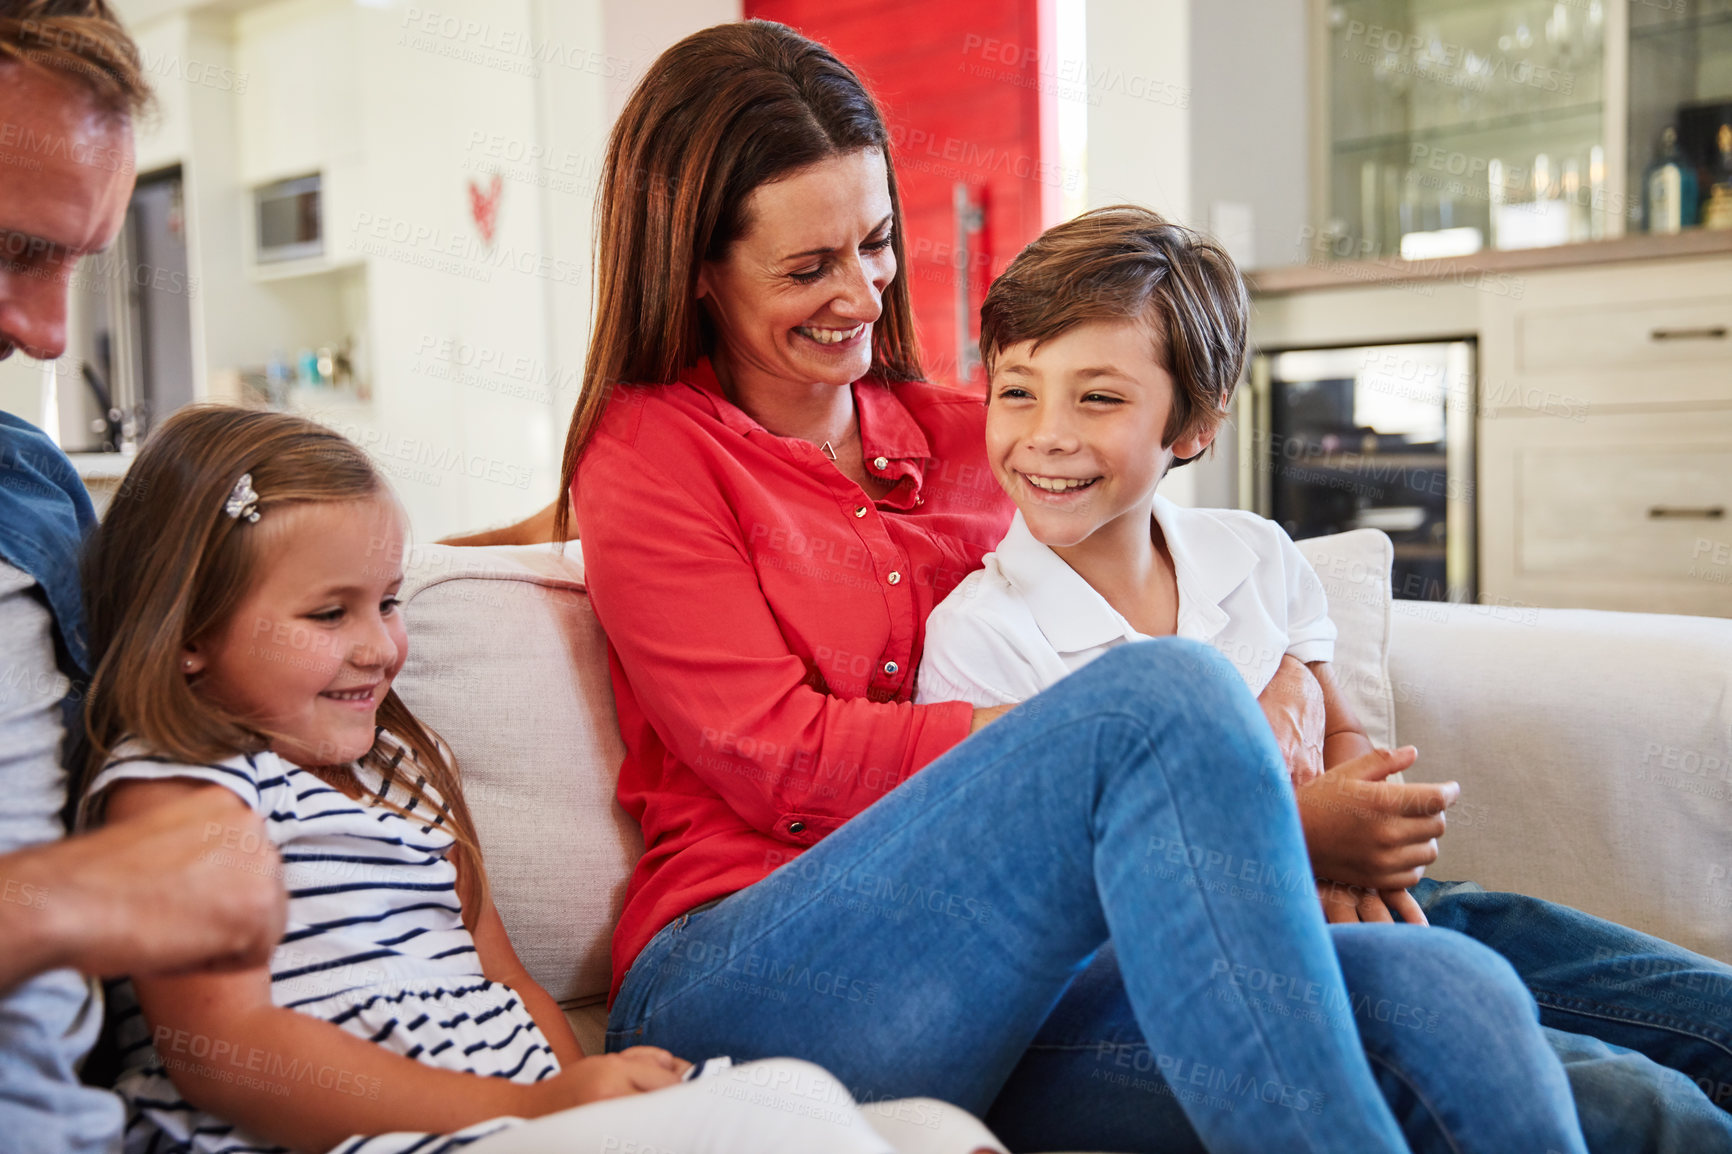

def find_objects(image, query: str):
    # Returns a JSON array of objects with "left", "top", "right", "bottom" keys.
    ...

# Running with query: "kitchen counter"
[{"left": 1247, "top": 229, "right": 1732, "bottom": 296}]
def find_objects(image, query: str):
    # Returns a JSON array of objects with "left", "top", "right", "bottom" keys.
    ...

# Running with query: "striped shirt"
[{"left": 86, "top": 732, "right": 558, "bottom": 1154}]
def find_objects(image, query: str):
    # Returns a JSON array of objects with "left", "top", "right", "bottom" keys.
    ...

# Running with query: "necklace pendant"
[{"left": 820, "top": 440, "right": 837, "bottom": 461}]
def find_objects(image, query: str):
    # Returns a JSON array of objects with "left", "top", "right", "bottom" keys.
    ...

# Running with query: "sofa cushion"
[
  {"left": 396, "top": 543, "right": 636, "bottom": 1008},
  {"left": 399, "top": 530, "right": 1393, "bottom": 1008},
  {"left": 1293, "top": 529, "right": 1397, "bottom": 749}
]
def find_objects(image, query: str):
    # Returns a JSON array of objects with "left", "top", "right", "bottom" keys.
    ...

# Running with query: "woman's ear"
[
  {"left": 694, "top": 262, "right": 714, "bottom": 302},
  {"left": 180, "top": 644, "right": 206, "bottom": 675}
]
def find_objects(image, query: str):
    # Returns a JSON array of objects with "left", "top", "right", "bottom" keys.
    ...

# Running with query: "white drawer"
[
  {"left": 1517, "top": 296, "right": 1732, "bottom": 375},
  {"left": 1517, "top": 444, "right": 1732, "bottom": 580}
]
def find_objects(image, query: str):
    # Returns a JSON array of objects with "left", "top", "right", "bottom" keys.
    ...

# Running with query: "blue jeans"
[
  {"left": 1413, "top": 879, "right": 1732, "bottom": 1153},
  {"left": 608, "top": 640, "right": 1585, "bottom": 1153}
]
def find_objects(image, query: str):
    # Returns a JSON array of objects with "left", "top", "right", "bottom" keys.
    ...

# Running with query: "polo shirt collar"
[{"left": 994, "top": 495, "right": 1261, "bottom": 652}]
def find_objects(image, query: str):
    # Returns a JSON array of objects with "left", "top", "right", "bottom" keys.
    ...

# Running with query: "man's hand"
[
  {"left": 1298, "top": 746, "right": 1457, "bottom": 892},
  {"left": 37, "top": 785, "right": 286, "bottom": 978},
  {"left": 1258, "top": 655, "right": 1326, "bottom": 787}
]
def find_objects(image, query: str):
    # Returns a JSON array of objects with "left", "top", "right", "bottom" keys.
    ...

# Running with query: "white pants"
[{"left": 465, "top": 1059, "right": 1006, "bottom": 1154}]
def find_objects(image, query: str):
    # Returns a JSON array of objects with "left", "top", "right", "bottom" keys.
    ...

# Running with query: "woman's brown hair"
[
  {"left": 554, "top": 19, "right": 921, "bottom": 538},
  {"left": 978, "top": 205, "right": 1249, "bottom": 464},
  {"left": 82, "top": 405, "right": 487, "bottom": 916}
]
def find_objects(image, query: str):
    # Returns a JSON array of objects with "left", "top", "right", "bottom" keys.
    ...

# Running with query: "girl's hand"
[
  {"left": 525, "top": 1048, "right": 692, "bottom": 1113},
  {"left": 970, "top": 704, "right": 1012, "bottom": 734}
]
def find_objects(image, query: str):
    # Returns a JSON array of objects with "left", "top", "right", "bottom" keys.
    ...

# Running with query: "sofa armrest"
[{"left": 1388, "top": 601, "right": 1732, "bottom": 963}]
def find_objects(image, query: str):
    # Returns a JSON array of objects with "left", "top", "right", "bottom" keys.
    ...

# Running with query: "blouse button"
[
  {"left": 788, "top": 821, "right": 806, "bottom": 834},
  {"left": 854, "top": 506, "right": 868, "bottom": 518},
  {"left": 872, "top": 456, "right": 889, "bottom": 471},
  {"left": 883, "top": 661, "right": 900, "bottom": 675},
  {"left": 887, "top": 570, "right": 902, "bottom": 585}
]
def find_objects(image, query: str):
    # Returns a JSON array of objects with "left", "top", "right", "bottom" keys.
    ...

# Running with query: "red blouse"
[{"left": 573, "top": 359, "right": 1015, "bottom": 1000}]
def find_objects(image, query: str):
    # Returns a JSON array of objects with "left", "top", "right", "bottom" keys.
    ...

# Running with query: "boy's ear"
[{"left": 1170, "top": 419, "right": 1221, "bottom": 462}]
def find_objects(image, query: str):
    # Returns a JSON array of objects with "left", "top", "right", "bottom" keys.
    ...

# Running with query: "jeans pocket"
[{"left": 606, "top": 911, "right": 699, "bottom": 1049}]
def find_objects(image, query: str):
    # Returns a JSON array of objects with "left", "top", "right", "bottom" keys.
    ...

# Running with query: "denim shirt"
[
  {"left": 0, "top": 410, "right": 122, "bottom": 1153},
  {"left": 0, "top": 409, "right": 97, "bottom": 675}
]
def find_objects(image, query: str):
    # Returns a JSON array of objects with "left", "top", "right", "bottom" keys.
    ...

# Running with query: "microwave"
[{"left": 254, "top": 173, "right": 323, "bottom": 264}]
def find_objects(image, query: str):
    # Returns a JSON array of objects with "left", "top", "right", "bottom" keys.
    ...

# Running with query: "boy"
[
  {"left": 916, "top": 205, "right": 1439, "bottom": 924},
  {"left": 916, "top": 205, "right": 1732, "bottom": 1151}
]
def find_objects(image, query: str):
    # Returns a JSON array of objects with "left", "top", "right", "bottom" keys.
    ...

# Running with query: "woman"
[{"left": 460, "top": 23, "right": 1604, "bottom": 1154}]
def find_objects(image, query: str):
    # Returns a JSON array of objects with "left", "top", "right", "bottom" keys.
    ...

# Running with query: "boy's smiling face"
[{"left": 986, "top": 316, "right": 1216, "bottom": 550}]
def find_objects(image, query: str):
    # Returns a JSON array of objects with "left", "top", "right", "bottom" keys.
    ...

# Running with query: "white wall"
[{"left": 1082, "top": 0, "right": 1310, "bottom": 508}]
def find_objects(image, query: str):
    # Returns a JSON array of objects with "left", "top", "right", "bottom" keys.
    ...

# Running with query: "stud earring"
[{"left": 182, "top": 658, "right": 195, "bottom": 671}]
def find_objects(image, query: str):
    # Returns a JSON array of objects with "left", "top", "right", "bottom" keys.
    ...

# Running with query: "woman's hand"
[
  {"left": 526, "top": 1048, "right": 692, "bottom": 1113},
  {"left": 1298, "top": 746, "right": 1456, "bottom": 893},
  {"left": 1257, "top": 655, "right": 1327, "bottom": 786},
  {"left": 1316, "top": 879, "right": 1429, "bottom": 925},
  {"left": 970, "top": 704, "right": 1012, "bottom": 734}
]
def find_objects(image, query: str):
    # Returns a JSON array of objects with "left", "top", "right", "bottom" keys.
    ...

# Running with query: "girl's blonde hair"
[{"left": 83, "top": 405, "right": 486, "bottom": 914}]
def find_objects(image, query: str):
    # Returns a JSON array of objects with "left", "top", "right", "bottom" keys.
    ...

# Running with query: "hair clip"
[{"left": 224, "top": 473, "right": 261, "bottom": 523}]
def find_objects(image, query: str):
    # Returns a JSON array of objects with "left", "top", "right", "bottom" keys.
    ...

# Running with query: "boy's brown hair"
[
  {"left": 978, "top": 205, "right": 1248, "bottom": 464},
  {"left": 0, "top": 0, "right": 153, "bottom": 119}
]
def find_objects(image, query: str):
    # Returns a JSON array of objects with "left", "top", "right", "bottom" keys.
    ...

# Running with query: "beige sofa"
[{"left": 393, "top": 536, "right": 1732, "bottom": 1070}]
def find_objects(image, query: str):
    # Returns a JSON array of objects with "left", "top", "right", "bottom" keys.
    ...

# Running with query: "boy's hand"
[
  {"left": 1316, "top": 879, "right": 1429, "bottom": 925},
  {"left": 1298, "top": 746, "right": 1457, "bottom": 892},
  {"left": 1258, "top": 655, "right": 1326, "bottom": 787}
]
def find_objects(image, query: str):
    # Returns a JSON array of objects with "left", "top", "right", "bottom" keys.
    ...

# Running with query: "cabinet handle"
[
  {"left": 1646, "top": 505, "right": 1726, "bottom": 520},
  {"left": 1649, "top": 326, "right": 1728, "bottom": 342}
]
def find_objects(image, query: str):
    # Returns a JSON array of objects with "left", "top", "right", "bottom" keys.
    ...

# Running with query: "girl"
[{"left": 78, "top": 405, "right": 1003, "bottom": 1154}]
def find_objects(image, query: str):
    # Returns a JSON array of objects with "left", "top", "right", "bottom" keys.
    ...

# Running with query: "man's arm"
[{"left": 0, "top": 787, "right": 286, "bottom": 995}]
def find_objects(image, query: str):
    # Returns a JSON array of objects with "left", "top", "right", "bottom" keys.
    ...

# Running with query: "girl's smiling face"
[
  {"left": 695, "top": 147, "right": 897, "bottom": 393},
  {"left": 986, "top": 317, "right": 1217, "bottom": 550},
  {"left": 184, "top": 495, "right": 408, "bottom": 768}
]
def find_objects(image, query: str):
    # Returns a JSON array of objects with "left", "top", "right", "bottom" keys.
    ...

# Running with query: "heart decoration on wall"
[{"left": 468, "top": 173, "right": 503, "bottom": 246}]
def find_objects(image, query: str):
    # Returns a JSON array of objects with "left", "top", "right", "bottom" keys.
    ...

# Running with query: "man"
[{"left": 0, "top": 4, "right": 284, "bottom": 1150}]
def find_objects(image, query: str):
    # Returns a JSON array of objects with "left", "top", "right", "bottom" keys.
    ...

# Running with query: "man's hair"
[
  {"left": 978, "top": 205, "right": 1249, "bottom": 462},
  {"left": 0, "top": 0, "right": 151, "bottom": 119}
]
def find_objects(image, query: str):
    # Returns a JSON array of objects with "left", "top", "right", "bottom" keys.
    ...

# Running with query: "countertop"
[{"left": 1246, "top": 229, "right": 1732, "bottom": 296}]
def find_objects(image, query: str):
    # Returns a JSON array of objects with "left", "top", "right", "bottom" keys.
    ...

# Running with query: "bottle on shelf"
[
  {"left": 1644, "top": 126, "right": 1699, "bottom": 234},
  {"left": 1704, "top": 125, "right": 1732, "bottom": 232}
]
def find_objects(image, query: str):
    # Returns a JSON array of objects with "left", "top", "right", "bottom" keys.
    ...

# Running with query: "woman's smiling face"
[{"left": 696, "top": 148, "right": 896, "bottom": 392}]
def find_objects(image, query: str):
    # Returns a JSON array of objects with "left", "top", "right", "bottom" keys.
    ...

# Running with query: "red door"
[{"left": 745, "top": 0, "right": 1055, "bottom": 387}]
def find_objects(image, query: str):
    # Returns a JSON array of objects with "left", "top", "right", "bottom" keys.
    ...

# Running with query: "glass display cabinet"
[{"left": 1314, "top": 0, "right": 1732, "bottom": 259}]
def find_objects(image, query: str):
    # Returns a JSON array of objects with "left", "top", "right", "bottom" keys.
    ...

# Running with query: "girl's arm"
[
  {"left": 108, "top": 780, "right": 682, "bottom": 1154},
  {"left": 455, "top": 847, "right": 585, "bottom": 1066}
]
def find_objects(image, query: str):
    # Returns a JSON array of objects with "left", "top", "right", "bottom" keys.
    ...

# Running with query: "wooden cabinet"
[{"left": 1477, "top": 254, "right": 1732, "bottom": 616}]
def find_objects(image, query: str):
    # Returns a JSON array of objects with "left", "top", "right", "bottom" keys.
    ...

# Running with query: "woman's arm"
[
  {"left": 439, "top": 497, "right": 572, "bottom": 546},
  {"left": 108, "top": 781, "right": 681, "bottom": 1154},
  {"left": 1297, "top": 661, "right": 1458, "bottom": 924},
  {"left": 580, "top": 441, "right": 974, "bottom": 843},
  {"left": 1256, "top": 655, "right": 1327, "bottom": 786}
]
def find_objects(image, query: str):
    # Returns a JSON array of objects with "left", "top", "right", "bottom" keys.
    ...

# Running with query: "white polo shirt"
[{"left": 915, "top": 495, "right": 1337, "bottom": 708}]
